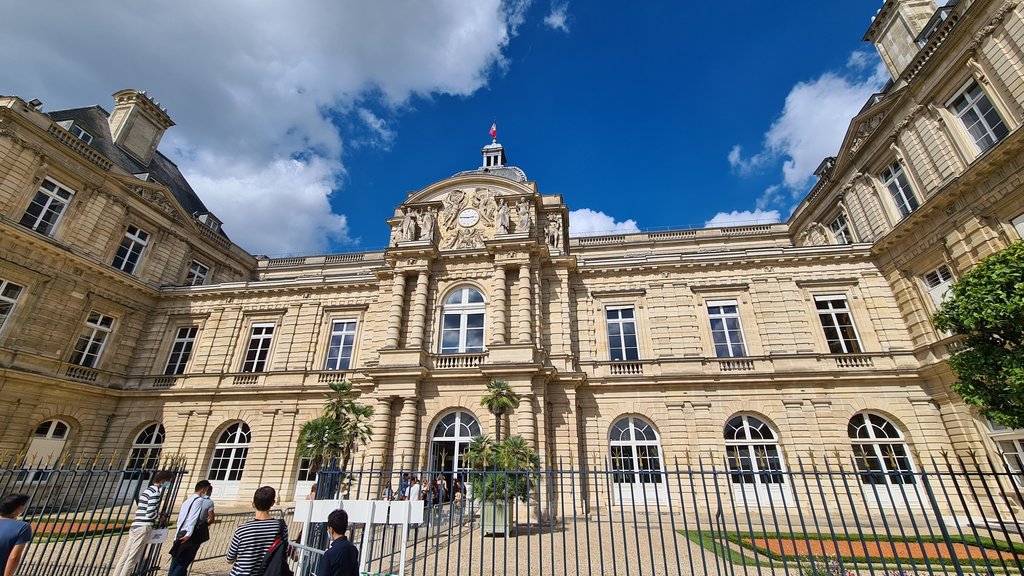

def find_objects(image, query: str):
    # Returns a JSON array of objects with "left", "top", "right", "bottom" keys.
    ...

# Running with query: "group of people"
[
  {"left": 0, "top": 473, "right": 360, "bottom": 576},
  {"left": 387, "top": 473, "right": 466, "bottom": 506}
]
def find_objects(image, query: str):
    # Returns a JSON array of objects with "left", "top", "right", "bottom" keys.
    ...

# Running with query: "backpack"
[{"left": 257, "top": 519, "right": 293, "bottom": 576}]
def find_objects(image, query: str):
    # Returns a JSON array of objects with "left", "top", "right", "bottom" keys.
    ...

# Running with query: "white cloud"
[
  {"left": 704, "top": 209, "right": 781, "bottom": 228},
  {"left": 1, "top": 0, "right": 533, "bottom": 254},
  {"left": 755, "top": 184, "right": 784, "bottom": 211},
  {"left": 568, "top": 208, "right": 640, "bottom": 237},
  {"left": 728, "top": 50, "right": 889, "bottom": 203},
  {"left": 544, "top": 1, "right": 570, "bottom": 32}
]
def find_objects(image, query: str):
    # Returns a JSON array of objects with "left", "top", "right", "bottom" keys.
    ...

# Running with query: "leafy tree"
[
  {"left": 298, "top": 380, "right": 374, "bottom": 475},
  {"left": 462, "top": 435, "right": 540, "bottom": 502},
  {"left": 934, "top": 242, "right": 1024, "bottom": 428},
  {"left": 480, "top": 379, "right": 520, "bottom": 441}
]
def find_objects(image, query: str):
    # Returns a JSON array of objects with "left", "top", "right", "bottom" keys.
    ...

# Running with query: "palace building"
[{"left": 1, "top": 0, "right": 1023, "bottom": 505}]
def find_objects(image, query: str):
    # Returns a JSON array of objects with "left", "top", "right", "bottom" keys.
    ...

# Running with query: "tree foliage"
[
  {"left": 297, "top": 380, "right": 374, "bottom": 474},
  {"left": 934, "top": 242, "right": 1024, "bottom": 428},
  {"left": 462, "top": 435, "right": 540, "bottom": 502},
  {"left": 480, "top": 379, "right": 520, "bottom": 441}
]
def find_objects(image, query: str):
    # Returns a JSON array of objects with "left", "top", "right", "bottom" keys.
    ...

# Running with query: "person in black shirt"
[{"left": 320, "top": 509, "right": 358, "bottom": 576}]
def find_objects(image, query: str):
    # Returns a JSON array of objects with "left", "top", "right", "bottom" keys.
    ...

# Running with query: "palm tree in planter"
[
  {"left": 297, "top": 380, "right": 374, "bottom": 491},
  {"left": 480, "top": 379, "right": 520, "bottom": 441},
  {"left": 463, "top": 434, "right": 540, "bottom": 536}
]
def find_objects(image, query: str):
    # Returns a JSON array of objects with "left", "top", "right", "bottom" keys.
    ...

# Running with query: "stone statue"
[
  {"left": 400, "top": 208, "right": 418, "bottom": 242},
  {"left": 440, "top": 189, "right": 466, "bottom": 231},
  {"left": 419, "top": 209, "right": 435, "bottom": 242},
  {"left": 516, "top": 199, "right": 531, "bottom": 233},
  {"left": 547, "top": 214, "right": 562, "bottom": 250},
  {"left": 496, "top": 200, "right": 510, "bottom": 235}
]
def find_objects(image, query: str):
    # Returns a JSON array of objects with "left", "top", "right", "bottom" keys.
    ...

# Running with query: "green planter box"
[{"left": 480, "top": 501, "right": 507, "bottom": 536}]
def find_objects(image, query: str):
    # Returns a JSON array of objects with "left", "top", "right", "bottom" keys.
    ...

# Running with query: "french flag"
[{"left": 489, "top": 122, "right": 497, "bottom": 139}]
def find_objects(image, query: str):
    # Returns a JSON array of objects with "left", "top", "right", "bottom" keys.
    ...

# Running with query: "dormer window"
[
  {"left": 57, "top": 120, "right": 93, "bottom": 145},
  {"left": 195, "top": 212, "right": 222, "bottom": 233}
]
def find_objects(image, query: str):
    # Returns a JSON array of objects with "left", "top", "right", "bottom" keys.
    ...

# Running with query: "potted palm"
[
  {"left": 297, "top": 380, "right": 374, "bottom": 484},
  {"left": 462, "top": 435, "right": 540, "bottom": 536},
  {"left": 480, "top": 379, "right": 520, "bottom": 441}
]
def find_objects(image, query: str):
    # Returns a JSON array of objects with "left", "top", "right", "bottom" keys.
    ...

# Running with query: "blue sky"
[{"left": 2, "top": 1, "right": 889, "bottom": 256}]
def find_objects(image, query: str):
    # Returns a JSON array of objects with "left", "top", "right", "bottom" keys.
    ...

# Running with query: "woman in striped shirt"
[{"left": 226, "top": 486, "right": 287, "bottom": 576}]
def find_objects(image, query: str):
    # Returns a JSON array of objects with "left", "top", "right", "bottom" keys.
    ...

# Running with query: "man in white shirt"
[
  {"left": 168, "top": 481, "right": 215, "bottom": 576},
  {"left": 407, "top": 478, "right": 422, "bottom": 503}
]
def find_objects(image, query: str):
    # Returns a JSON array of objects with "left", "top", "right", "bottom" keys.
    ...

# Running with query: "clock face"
[{"left": 458, "top": 208, "right": 480, "bottom": 227}]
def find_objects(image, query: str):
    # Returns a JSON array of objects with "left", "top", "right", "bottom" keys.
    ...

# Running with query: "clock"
[{"left": 458, "top": 208, "right": 480, "bottom": 227}]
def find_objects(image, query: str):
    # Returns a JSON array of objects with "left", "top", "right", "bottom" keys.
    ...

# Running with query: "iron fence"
[
  {"left": 192, "top": 507, "right": 293, "bottom": 563},
  {"left": 0, "top": 453, "right": 188, "bottom": 576},
  {"left": 307, "top": 452, "right": 1023, "bottom": 576}
]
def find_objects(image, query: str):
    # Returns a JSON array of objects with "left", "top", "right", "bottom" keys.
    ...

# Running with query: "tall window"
[
  {"left": 71, "top": 311, "right": 114, "bottom": 368},
  {"left": 186, "top": 260, "right": 210, "bottom": 286},
  {"left": 995, "top": 438, "right": 1024, "bottom": 488},
  {"left": 609, "top": 416, "right": 663, "bottom": 485},
  {"left": 429, "top": 411, "right": 481, "bottom": 473},
  {"left": 296, "top": 457, "right": 316, "bottom": 482},
  {"left": 1013, "top": 213, "right": 1024, "bottom": 239},
  {"left": 881, "top": 162, "right": 919, "bottom": 218},
  {"left": 830, "top": 214, "right": 853, "bottom": 244},
  {"left": 606, "top": 306, "right": 639, "bottom": 361},
  {"left": 112, "top": 225, "right": 150, "bottom": 274},
  {"left": 208, "top": 422, "right": 250, "bottom": 482},
  {"left": 324, "top": 319, "right": 358, "bottom": 370},
  {"left": 707, "top": 300, "right": 747, "bottom": 358},
  {"left": 440, "top": 287, "right": 485, "bottom": 354},
  {"left": 0, "top": 279, "right": 24, "bottom": 333},
  {"left": 20, "top": 178, "right": 74, "bottom": 236},
  {"left": 923, "top": 264, "right": 954, "bottom": 308},
  {"left": 25, "top": 420, "right": 70, "bottom": 482},
  {"left": 814, "top": 295, "right": 862, "bottom": 354},
  {"left": 848, "top": 413, "right": 915, "bottom": 486},
  {"left": 950, "top": 81, "right": 1009, "bottom": 153},
  {"left": 241, "top": 323, "right": 275, "bottom": 372},
  {"left": 724, "top": 415, "right": 785, "bottom": 486},
  {"left": 126, "top": 424, "right": 164, "bottom": 475},
  {"left": 164, "top": 326, "right": 198, "bottom": 375}
]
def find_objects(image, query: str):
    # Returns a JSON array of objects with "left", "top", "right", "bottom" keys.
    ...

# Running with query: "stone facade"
[{"left": 1, "top": 0, "right": 1023, "bottom": 505}]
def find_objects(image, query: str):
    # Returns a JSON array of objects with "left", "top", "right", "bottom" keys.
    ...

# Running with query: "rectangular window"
[
  {"left": 69, "top": 124, "right": 93, "bottom": 145},
  {"left": 112, "top": 225, "right": 150, "bottom": 274},
  {"left": 20, "top": 178, "right": 74, "bottom": 236},
  {"left": 324, "top": 319, "right": 358, "bottom": 370},
  {"left": 186, "top": 260, "right": 210, "bottom": 286},
  {"left": 71, "top": 311, "right": 114, "bottom": 368},
  {"left": 0, "top": 279, "right": 25, "bottom": 333},
  {"left": 996, "top": 439, "right": 1024, "bottom": 488},
  {"left": 164, "top": 326, "right": 198, "bottom": 375},
  {"left": 606, "top": 306, "right": 639, "bottom": 361},
  {"left": 1013, "top": 213, "right": 1024, "bottom": 239},
  {"left": 241, "top": 322, "right": 275, "bottom": 372},
  {"left": 950, "top": 81, "right": 1009, "bottom": 153},
  {"left": 814, "top": 295, "right": 862, "bottom": 354},
  {"left": 706, "top": 300, "right": 747, "bottom": 358},
  {"left": 296, "top": 457, "right": 316, "bottom": 482},
  {"left": 830, "top": 214, "right": 853, "bottom": 244},
  {"left": 923, "top": 264, "right": 954, "bottom": 308},
  {"left": 881, "top": 162, "right": 919, "bottom": 218}
]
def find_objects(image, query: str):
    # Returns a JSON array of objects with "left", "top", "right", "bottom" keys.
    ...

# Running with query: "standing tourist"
[
  {"left": 168, "top": 480, "right": 215, "bottom": 576},
  {"left": 112, "top": 470, "right": 174, "bottom": 576},
  {"left": 226, "top": 486, "right": 287, "bottom": 576},
  {"left": 320, "top": 509, "right": 359, "bottom": 576},
  {"left": 0, "top": 494, "right": 31, "bottom": 576}
]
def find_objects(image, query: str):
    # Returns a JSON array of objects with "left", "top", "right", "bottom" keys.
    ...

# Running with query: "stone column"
[
  {"left": 408, "top": 270, "right": 430, "bottom": 348},
  {"left": 366, "top": 396, "right": 394, "bottom": 469},
  {"left": 491, "top": 265, "right": 507, "bottom": 345},
  {"left": 516, "top": 264, "right": 532, "bottom": 343},
  {"left": 393, "top": 397, "right": 420, "bottom": 471},
  {"left": 516, "top": 393, "right": 537, "bottom": 449},
  {"left": 385, "top": 271, "right": 407, "bottom": 348}
]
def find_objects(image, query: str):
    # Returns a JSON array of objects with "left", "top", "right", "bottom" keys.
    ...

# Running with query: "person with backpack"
[
  {"left": 226, "top": 486, "right": 290, "bottom": 576},
  {"left": 168, "top": 480, "right": 215, "bottom": 576}
]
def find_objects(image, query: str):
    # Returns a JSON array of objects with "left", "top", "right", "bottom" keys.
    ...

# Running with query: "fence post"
[{"left": 919, "top": 460, "right": 964, "bottom": 576}]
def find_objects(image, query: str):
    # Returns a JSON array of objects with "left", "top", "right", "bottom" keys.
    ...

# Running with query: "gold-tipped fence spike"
[
  {"left": 92, "top": 452, "right": 104, "bottom": 467},
  {"left": 75, "top": 451, "right": 87, "bottom": 468},
  {"left": 59, "top": 451, "right": 73, "bottom": 468}
]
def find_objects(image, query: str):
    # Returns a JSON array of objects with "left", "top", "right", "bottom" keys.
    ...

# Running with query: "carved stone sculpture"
[
  {"left": 516, "top": 199, "right": 531, "bottom": 233},
  {"left": 496, "top": 200, "right": 510, "bottom": 234},
  {"left": 400, "top": 208, "right": 418, "bottom": 242},
  {"left": 440, "top": 189, "right": 466, "bottom": 231},
  {"left": 419, "top": 209, "right": 435, "bottom": 242},
  {"left": 547, "top": 215, "right": 563, "bottom": 250}
]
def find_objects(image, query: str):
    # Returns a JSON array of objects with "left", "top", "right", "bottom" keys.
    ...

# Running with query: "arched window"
[
  {"left": 724, "top": 415, "right": 785, "bottom": 485},
  {"left": 127, "top": 423, "right": 164, "bottom": 470},
  {"left": 25, "top": 420, "right": 71, "bottom": 482},
  {"left": 440, "top": 287, "right": 485, "bottom": 355},
  {"left": 848, "top": 413, "right": 915, "bottom": 485},
  {"left": 430, "top": 411, "right": 481, "bottom": 473},
  {"left": 208, "top": 422, "right": 251, "bottom": 482},
  {"left": 609, "top": 416, "right": 663, "bottom": 485}
]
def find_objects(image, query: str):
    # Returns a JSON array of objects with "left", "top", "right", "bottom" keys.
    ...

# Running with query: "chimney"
[
  {"left": 107, "top": 89, "right": 175, "bottom": 165},
  {"left": 864, "top": 0, "right": 939, "bottom": 79}
]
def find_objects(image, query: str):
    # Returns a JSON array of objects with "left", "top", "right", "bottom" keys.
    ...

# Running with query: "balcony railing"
[
  {"left": 609, "top": 361, "right": 644, "bottom": 375},
  {"left": 835, "top": 355, "right": 874, "bottom": 369},
  {"left": 65, "top": 365, "right": 98, "bottom": 382},
  {"left": 433, "top": 353, "right": 487, "bottom": 369}
]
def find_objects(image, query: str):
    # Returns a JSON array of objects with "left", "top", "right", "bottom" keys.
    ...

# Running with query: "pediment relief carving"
[{"left": 391, "top": 186, "right": 535, "bottom": 251}]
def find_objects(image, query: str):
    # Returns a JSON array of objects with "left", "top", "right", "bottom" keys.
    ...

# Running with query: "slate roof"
[
  {"left": 46, "top": 105, "right": 217, "bottom": 225},
  {"left": 453, "top": 165, "right": 528, "bottom": 183}
]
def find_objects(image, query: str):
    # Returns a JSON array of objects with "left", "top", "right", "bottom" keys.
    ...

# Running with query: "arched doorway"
[
  {"left": 120, "top": 423, "right": 165, "bottom": 497},
  {"left": 609, "top": 416, "right": 666, "bottom": 504},
  {"left": 429, "top": 411, "right": 481, "bottom": 475}
]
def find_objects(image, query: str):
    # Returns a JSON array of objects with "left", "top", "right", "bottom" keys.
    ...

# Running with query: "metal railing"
[
  {"left": 0, "top": 453, "right": 187, "bottom": 576},
  {"left": 307, "top": 452, "right": 1023, "bottom": 576}
]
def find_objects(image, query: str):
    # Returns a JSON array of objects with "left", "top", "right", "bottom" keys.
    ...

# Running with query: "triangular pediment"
[
  {"left": 833, "top": 87, "right": 905, "bottom": 174},
  {"left": 109, "top": 173, "right": 193, "bottom": 225}
]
